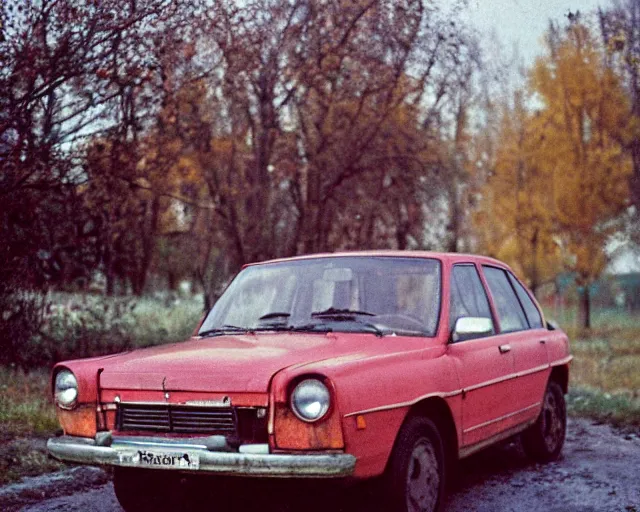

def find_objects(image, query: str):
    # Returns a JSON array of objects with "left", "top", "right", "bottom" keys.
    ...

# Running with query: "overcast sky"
[{"left": 464, "top": 0, "right": 605, "bottom": 64}]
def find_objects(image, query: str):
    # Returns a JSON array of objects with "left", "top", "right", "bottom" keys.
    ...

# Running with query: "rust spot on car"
[
  {"left": 57, "top": 405, "right": 97, "bottom": 437},
  {"left": 273, "top": 403, "right": 344, "bottom": 450}
]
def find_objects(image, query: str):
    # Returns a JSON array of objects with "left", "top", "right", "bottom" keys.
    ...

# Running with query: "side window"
[
  {"left": 508, "top": 272, "right": 544, "bottom": 329},
  {"left": 449, "top": 265, "right": 494, "bottom": 335},
  {"left": 482, "top": 266, "right": 528, "bottom": 333}
]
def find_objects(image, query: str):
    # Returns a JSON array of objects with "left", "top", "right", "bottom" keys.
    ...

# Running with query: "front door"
[{"left": 445, "top": 264, "right": 519, "bottom": 447}]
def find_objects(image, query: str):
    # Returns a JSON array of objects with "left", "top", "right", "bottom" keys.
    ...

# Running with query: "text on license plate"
[{"left": 120, "top": 449, "right": 200, "bottom": 469}]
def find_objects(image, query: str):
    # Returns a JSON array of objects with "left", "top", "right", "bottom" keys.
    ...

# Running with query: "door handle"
[
  {"left": 540, "top": 339, "right": 547, "bottom": 345},
  {"left": 498, "top": 344, "right": 511, "bottom": 354}
]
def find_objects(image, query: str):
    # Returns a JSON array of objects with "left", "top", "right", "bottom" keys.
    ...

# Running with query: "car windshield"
[{"left": 199, "top": 256, "right": 441, "bottom": 337}]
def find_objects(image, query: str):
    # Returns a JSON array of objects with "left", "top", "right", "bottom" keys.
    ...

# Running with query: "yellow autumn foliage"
[{"left": 475, "top": 21, "right": 632, "bottom": 296}]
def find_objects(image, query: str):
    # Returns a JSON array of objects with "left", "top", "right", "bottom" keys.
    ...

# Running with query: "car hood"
[{"left": 97, "top": 332, "right": 402, "bottom": 393}]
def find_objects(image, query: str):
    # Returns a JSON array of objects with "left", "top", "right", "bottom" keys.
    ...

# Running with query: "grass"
[
  {"left": 545, "top": 306, "right": 640, "bottom": 431},
  {"left": 0, "top": 368, "right": 64, "bottom": 485},
  {"left": 546, "top": 305, "right": 640, "bottom": 331},
  {"left": 567, "top": 387, "right": 640, "bottom": 430}
]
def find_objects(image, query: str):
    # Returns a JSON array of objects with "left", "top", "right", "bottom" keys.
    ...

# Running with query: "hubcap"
[
  {"left": 406, "top": 439, "right": 440, "bottom": 512},
  {"left": 542, "top": 390, "right": 564, "bottom": 452}
]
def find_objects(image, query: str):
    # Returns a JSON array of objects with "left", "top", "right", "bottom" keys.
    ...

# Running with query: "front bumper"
[{"left": 47, "top": 435, "right": 356, "bottom": 478}]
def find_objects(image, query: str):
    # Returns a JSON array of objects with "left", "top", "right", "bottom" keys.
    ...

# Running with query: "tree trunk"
[
  {"left": 579, "top": 286, "right": 592, "bottom": 330},
  {"left": 447, "top": 171, "right": 460, "bottom": 253},
  {"left": 196, "top": 268, "right": 211, "bottom": 312},
  {"left": 104, "top": 246, "right": 115, "bottom": 296},
  {"left": 396, "top": 224, "right": 408, "bottom": 250},
  {"left": 168, "top": 271, "right": 177, "bottom": 291},
  {"left": 530, "top": 228, "right": 540, "bottom": 296},
  {"left": 133, "top": 196, "right": 160, "bottom": 296}
]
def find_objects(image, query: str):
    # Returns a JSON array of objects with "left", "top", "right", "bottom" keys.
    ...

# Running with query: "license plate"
[{"left": 119, "top": 449, "right": 200, "bottom": 470}]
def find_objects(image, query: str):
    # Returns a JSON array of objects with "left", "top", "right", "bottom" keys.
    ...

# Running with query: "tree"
[
  {"left": 2, "top": 0, "right": 481, "bottom": 322},
  {"left": 532, "top": 20, "right": 632, "bottom": 327},
  {"left": 599, "top": 0, "right": 640, "bottom": 244},
  {"left": 151, "top": 0, "right": 475, "bottom": 271},
  {"left": 286, "top": 0, "right": 471, "bottom": 254},
  {"left": 476, "top": 20, "right": 632, "bottom": 328},
  {"left": 474, "top": 90, "right": 563, "bottom": 296}
]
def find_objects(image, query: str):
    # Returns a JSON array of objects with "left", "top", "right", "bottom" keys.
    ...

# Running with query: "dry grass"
[
  {"left": 568, "top": 326, "right": 640, "bottom": 393},
  {"left": 0, "top": 369, "right": 59, "bottom": 437},
  {"left": 549, "top": 308, "right": 640, "bottom": 430},
  {"left": 0, "top": 368, "right": 64, "bottom": 484}
]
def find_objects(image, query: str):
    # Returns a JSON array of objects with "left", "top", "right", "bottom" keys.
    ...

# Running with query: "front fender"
[{"left": 275, "top": 344, "right": 460, "bottom": 478}]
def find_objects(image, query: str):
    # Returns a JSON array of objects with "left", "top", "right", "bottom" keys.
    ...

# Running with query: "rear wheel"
[
  {"left": 384, "top": 417, "right": 446, "bottom": 512},
  {"left": 522, "top": 380, "right": 566, "bottom": 463}
]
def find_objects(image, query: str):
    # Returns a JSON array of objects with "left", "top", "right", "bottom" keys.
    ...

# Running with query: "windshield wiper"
[
  {"left": 290, "top": 323, "right": 334, "bottom": 333},
  {"left": 350, "top": 321, "right": 386, "bottom": 337},
  {"left": 308, "top": 309, "right": 386, "bottom": 337},
  {"left": 253, "top": 324, "right": 295, "bottom": 332},
  {"left": 258, "top": 312, "right": 291, "bottom": 321},
  {"left": 198, "top": 325, "right": 253, "bottom": 337},
  {"left": 311, "top": 307, "right": 376, "bottom": 318}
]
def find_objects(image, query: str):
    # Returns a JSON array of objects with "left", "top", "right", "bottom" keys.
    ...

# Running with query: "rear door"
[
  {"left": 506, "top": 270, "right": 550, "bottom": 413},
  {"left": 481, "top": 266, "right": 549, "bottom": 427}
]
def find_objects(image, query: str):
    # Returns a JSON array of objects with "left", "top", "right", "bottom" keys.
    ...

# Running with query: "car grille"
[{"left": 117, "top": 404, "right": 237, "bottom": 435}]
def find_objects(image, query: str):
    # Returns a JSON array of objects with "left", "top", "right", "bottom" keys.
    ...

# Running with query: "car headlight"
[
  {"left": 291, "top": 379, "right": 331, "bottom": 422},
  {"left": 54, "top": 370, "right": 78, "bottom": 409}
]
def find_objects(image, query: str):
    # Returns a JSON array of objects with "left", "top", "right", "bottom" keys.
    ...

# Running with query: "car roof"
[{"left": 243, "top": 250, "right": 511, "bottom": 270}]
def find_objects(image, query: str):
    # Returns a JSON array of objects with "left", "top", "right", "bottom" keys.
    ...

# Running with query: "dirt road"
[{"left": 6, "top": 418, "right": 639, "bottom": 512}]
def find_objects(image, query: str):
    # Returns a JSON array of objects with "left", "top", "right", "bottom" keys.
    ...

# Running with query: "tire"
[
  {"left": 522, "top": 380, "right": 567, "bottom": 463},
  {"left": 384, "top": 416, "right": 446, "bottom": 512}
]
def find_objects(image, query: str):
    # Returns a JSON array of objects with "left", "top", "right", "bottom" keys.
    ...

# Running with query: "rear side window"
[
  {"left": 449, "top": 264, "right": 494, "bottom": 333},
  {"left": 482, "top": 266, "right": 528, "bottom": 333},
  {"left": 508, "top": 273, "right": 544, "bottom": 328}
]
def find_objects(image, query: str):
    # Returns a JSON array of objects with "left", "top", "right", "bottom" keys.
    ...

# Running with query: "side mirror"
[{"left": 452, "top": 317, "right": 493, "bottom": 342}]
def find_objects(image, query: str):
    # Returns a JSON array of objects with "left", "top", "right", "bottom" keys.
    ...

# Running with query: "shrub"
[
  {"left": 0, "top": 277, "right": 47, "bottom": 369},
  {"left": 4, "top": 292, "right": 203, "bottom": 369}
]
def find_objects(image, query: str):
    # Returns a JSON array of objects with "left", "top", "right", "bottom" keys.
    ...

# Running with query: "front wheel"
[
  {"left": 522, "top": 380, "right": 567, "bottom": 463},
  {"left": 384, "top": 416, "right": 446, "bottom": 512}
]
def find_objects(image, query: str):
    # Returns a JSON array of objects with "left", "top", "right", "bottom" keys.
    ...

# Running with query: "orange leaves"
[
  {"left": 532, "top": 23, "right": 632, "bottom": 250},
  {"left": 474, "top": 20, "right": 634, "bottom": 292}
]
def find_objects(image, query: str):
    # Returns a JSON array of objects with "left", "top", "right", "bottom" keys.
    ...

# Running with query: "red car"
[{"left": 48, "top": 252, "right": 571, "bottom": 512}]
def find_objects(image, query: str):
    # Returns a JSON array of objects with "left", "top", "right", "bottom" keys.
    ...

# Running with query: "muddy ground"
[{"left": 2, "top": 418, "right": 638, "bottom": 512}]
